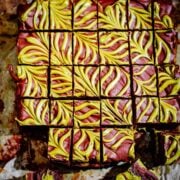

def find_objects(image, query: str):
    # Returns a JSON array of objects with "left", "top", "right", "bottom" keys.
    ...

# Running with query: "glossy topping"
[
  {"left": 128, "top": 0, "right": 152, "bottom": 29},
  {"left": 136, "top": 98, "right": 159, "bottom": 123},
  {"left": 158, "top": 65, "right": 180, "bottom": 97},
  {"left": 73, "top": 128, "right": 100, "bottom": 162},
  {"left": 48, "top": 128, "right": 71, "bottom": 161},
  {"left": 102, "top": 99, "right": 133, "bottom": 125},
  {"left": 16, "top": 99, "right": 49, "bottom": 125},
  {"left": 16, "top": 66, "right": 48, "bottom": 97},
  {"left": 129, "top": 31, "right": 154, "bottom": 64},
  {"left": 160, "top": 97, "right": 180, "bottom": 123},
  {"left": 98, "top": 0, "right": 127, "bottom": 30},
  {"left": 116, "top": 170, "right": 141, "bottom": 180},
  {"left": 50, "top": 66, "right": 73, "bottom": 97},
  {"left": 155, "top": 30, "right": 176, "bottom": 65},
  {"left": 73, "top": 32, "right": 98, "bottom": 65},
  {"left": 17, "top": 32, "right": 49, "bottom": 65},
  {"left": 74, "top": 66, "right": 99, "bottom": 97},
  {"left": 51, "top": 100, "right": 73, "bottom": 126},
  {"left": 74, "top": 0, "right": 97, "bottom": 30},
  {"left": 133, "top": 65, "right": 157, "bottom": 96},
  {"left": 74, "top": 100, "right": 100, "bottom": 127},
  {"left": 101, "top": 66, "right": 131, "bottom": 97},
  {"left": 50, "top": 0, "right": 72, "bottom": 30},
  {"left": 19, "top": 0, "right": 49, "bottom": 30},
  {"left": 103, "top": 128, "right": 135, "bottom": 162},
  {"left": 99, "top": 32, "right": 129, "bottom": 65},
  {"left": 51, "top": 32, "right": 72, "bottom": 65}
]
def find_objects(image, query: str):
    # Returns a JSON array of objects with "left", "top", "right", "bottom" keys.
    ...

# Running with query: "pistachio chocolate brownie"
[{"left": 13, "top": 0, "right": 180, "bottom": 168}]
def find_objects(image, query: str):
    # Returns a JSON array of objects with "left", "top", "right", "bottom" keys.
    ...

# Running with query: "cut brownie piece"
[
  {"left": 135, "top": 97, "right": 159, "bottom": 123},
  {"left": 50, "top": 32, "right": 72, "bottom": 65},
  {"left": 129, "top": 31, "right": 154, "bottom": 64},
  {"left": 73, "top": 32, "right": 99, "bottom": 65},
  {"left": 16, "top": 99, "right": 49, "bottom": 125},
  {"left": 98, "top": 0, "right": 128, "bottom": 30},
  {"left": 101, "top": 99, "right": 133, "bottom": 126},
  {"left": 17, "top": 32, "right": 49, "bottom": 65},
  {"left": 158, "top": 65, "right": 180, "bottom": 97},
  {"left": 50, "top": 100, "right": 73, "bottom": 126},
  {"left": 102, "top": 128, "right": 135, "bottom": 163},
  {"left": 50, "top": 0, "right": 72, "bottom": 30},
  {"left": 50, "top": 66, "right": 73, "bottom": 98},
  {"left": 74, "top": 0, "right": 97, "bottom": 30},
  {"left": 153, "top": 0, "right": 174, "bottom": 29},
  {"left": 73, "top": 128, "right": 100, "bottom": 163},
  {"left": 48, "top": 128, "right": 71, "bottom": 162},
  {"left": 155, "top": 30, "right": 177, "bottom": 65},
  {"left": 159, "top": 97, "right": 180, "bottom": 123},
  {"left": 128, "top": 0, "right": 153, "bottom": 29},
  {"left": 74, "top": 66, "right": 100, "bottom": 97},
  {"left": 133, "top": 65, "right": 157, "bottom": 96},
  {"left": 100, "top": 66, "right": 131, "bottom": 97},
  {"left": 99, "top": 31, "right": 129, "bottom": 65},
  {"left": 74, "top": 100, "right": 100, "bottom": 127},
  {"left": 16, "top": 66, "right": 48, "bottom": 98},
  {"left": 19, "top": 0, "right": 49, "bottom": 31}
]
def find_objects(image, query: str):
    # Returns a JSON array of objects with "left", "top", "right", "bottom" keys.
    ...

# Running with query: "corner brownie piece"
[{"left": 17, "top": 32, "right": 49, "bottom": 65}]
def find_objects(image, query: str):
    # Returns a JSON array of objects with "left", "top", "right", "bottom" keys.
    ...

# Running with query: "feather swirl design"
[
  {"left": 50, "top": 66, "right": 73, "bottom": 97},
  {"left": 18, "top": 32, "right": 49, "bottom": 65},
  {"left": 74, "top": 32, "right": 98, "bottom": 64},
  {"left": 101, "top": 66, "right": 131, "bottom": 97},
  {"left": 73, "top": 129, "right": 100, "bottom": 162},
  {"left": 48, "top": 128, "right": 71, "bottom": 161},
  {"left": 51, "top": 32, "right": 72, "bottom": 65},
  {"left": 102, "top": 99, "right": 132, "bottom": 125},
  {"left": 16, "top": 99, "right": 49, "bottom": 125},
  {"left": 51, "top": 100, "right": 73, "bottom": 126},
  {"left": 17, "top": 66, "right": 48, "bottom": 97},
  {"left": 50, "top": 0, "right": 72, "bottom": 29}
]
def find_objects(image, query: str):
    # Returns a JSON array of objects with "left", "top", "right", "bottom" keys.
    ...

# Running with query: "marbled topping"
[
  {"left": 48, "top": 128, "right": 71, "bottom": 161},
  {"left": 102, "top": 99, "right": 133, "bottom": 125},
  {"left": 103, "top": 128, "right": 135, "bottom": 162},
  {"left": 16, "top": 99, "right": 49, "bottom": 125},
  {"left": 100, "top": 66, "right": 131, "bottom": 97},
  {"left": 73, "top": 128, "right": 100, "bottom": 162}
]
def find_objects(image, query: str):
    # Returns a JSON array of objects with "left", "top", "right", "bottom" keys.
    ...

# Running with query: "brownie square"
[
  {"left": 50, "top": 32, "right": 72, "bottom": 65},
  {"left": 153, "top": 0, "right": 174, "bottom": 29},
  {"left": 101, "top": 99, "right": 133, "bottom": 126},
  {"left": 155, "top": 30, "right": 177, "bottom": 65},
  {"left": 74, "top": 0, "right": 97, "bottom": 30},
  {"left": 16, "top": 66, "right": 48, "bottom": 98},
  {"left": 158, "top": 65, "right": 180, "bottom": 97},
  {"left": 129, "top": 31, "right": 154, "bottom": 64},
  {"left": 159, "top": 97, "right": 180, "bottom": 123},
  {"left": 50, "top": 100, "right": 73, "bottom": 126},
  {"left": 48, "top": 128, "right": 72, "bottom": 162},
  {"left": 19, "top": 0, "right": 49, "bottom": 31},
  {"left": 72, "top": 128, "right": 100, "bottom": 163},
  {"left": 102, "top": 128, "right": 135, "bottom": 162},
  {"left": 74, "top": 66, "right": 100, "bottom": 97},
  {"left": 16, "top": 99, "right": 49, "bottom": 125},
  {"left": 133, "top": 65, "right": 157, "bottom": 96},
  {"left": 99, "top": 31, "right": 129, "bottom": 65},
  {"left": 74, "top": 100, "right": 100, "bottom": 127},
  {"left": 98, "top": 0, "right": 128, "bottom": 30},
  {"left": 73, "top": 32, "right": 99, "bottom": 65},
  {"left": 50, "top": 66, "right": 73, "bottom": 98},
  {"left": 17, "top": 32, "right": 49, "bottom": 65},
  {"left": 100, "top": 66, "right": 131, "bottom": 97},
  {"left": 49, "top": 0, "right": 72, "bottom": 30},
  {"left": 128, "top": 0, "right": 153, "bottom": 29},
  {"left": 135, "top": 97, "right": 159, "bottom": 123}
]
